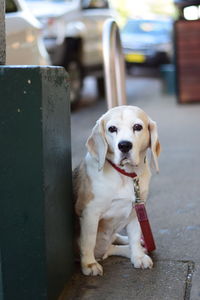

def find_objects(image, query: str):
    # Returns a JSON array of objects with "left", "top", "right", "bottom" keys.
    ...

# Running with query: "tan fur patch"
[
  {"left": 73, "top": 162, "right": 94, "bottom": 216},
  {"left": 87, "top": 262, "right": 97, "bottom": 268},
  {"left": 156, "top": 140, "right": 161, "bottom": 157},
  {"left": 98, "top": 218, "right": 109, "bottom": 233}
]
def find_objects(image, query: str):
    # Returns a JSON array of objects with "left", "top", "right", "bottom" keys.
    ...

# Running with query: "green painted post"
[
  {"left": 0, "top": 0, "right": 5, "bottom": 65},
  {"left": 0, "top": 66, "right": 74, "bottom": 300}
]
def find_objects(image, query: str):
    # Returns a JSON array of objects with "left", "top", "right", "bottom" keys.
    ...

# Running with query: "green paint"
[{"left": 0, "top": 66, "right": 73, "bottom": 300}]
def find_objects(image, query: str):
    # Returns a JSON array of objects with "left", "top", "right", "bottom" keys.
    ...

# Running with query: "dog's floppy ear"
[
  {"left": 148, "top": 119, "right": 161, "bottom": 173},
  {"left": 86, "top": 118, "right": 108, "bottom": 171}
]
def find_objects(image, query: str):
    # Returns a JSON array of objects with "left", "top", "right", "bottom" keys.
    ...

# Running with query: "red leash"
[
  {"left": 107, "top": 159, "right": 156, "bottom": 252},
  {"left": 133, "top": 177, "right": 156, "bottom": 252},
  {"left": 135, "top": 204, "right": 156, "bottom": 252}
]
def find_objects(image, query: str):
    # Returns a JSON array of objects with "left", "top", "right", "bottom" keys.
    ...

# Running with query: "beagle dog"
[{"left": 73, "top": 105, "right": 160, "bottom": 276}]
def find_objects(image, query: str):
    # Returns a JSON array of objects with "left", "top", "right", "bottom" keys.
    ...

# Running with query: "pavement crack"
[
  {"left": 183, "top": 261, "right": 195, "bottom": 300},
  {"left": 152, "top": 259, "right": 195, "bottom": 300}
]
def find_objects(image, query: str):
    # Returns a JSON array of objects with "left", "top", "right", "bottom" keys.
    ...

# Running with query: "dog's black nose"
[{"left": 118, "top": 141, "right": 132, "bottom": 153}]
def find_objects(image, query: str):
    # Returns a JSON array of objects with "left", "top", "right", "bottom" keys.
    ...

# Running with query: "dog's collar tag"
[{"left": 133, "top": 178, "right": 156, "bottom": 252}]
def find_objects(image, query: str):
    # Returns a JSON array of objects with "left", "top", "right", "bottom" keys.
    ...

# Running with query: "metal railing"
[{"left": 103, "top": 19, "right": 127, "bottom": 109}]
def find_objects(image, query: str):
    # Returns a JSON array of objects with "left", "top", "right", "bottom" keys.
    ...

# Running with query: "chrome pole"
[{"left": 103, "top": 19, "right": 126, "bottom": 109}]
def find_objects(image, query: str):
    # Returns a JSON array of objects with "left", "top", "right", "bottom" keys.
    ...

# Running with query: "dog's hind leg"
[
  {"left": 113, "top": 233, "right": 129, "bottom": 245},
  {"left": 103, "top": 245, "right": 130, "bottom": 260}
]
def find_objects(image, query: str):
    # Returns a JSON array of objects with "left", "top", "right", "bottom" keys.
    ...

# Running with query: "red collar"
[{"left": 107, "top": 159, "right": 137, "bottom": 178}]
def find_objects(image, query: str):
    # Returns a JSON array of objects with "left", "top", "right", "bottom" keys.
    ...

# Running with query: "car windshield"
[{"left": 122, "top": 20, "right": 171, "bottom": 36}]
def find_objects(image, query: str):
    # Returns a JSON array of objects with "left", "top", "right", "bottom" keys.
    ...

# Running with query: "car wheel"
[{"left": 66, "top": 60, "right": 82, "bottom": 105}]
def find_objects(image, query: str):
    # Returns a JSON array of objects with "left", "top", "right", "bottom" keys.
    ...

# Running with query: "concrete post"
[{"left": 0, "top": 0, "right": 5, "bottom": 65}]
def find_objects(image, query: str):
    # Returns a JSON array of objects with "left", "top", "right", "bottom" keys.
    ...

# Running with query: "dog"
[{"left": 73, "top": 105, "right": 161, "bottom": 276}]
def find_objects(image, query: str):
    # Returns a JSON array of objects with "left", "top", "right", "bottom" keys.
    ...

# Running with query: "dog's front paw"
[
  {"left": 82, "top": 261, "right": 103, "bottom": 276},
  {"left": 131, "top": 254, "right": 153, "bottom": 269}
]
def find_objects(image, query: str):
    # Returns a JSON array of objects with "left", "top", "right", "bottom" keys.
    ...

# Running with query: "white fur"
[{"left": 75, "top": 106, "right": 160, "bottom": 276}]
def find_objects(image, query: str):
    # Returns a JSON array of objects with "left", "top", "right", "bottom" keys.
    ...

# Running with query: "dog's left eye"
[
  {"left": 133, "top": 124, "right": 143, "bottom": 131},
  {"left": 108, "top": 126, "right": 118, "bottom": 133}
]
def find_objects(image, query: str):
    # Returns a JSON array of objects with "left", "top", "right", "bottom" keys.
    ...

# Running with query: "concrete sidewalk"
[{"left": 62, "top": 75, "right": 200, "bottom": 299}]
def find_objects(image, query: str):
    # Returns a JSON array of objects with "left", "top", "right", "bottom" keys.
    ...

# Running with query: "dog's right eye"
[{"left": 108, "top": 126, "right": 118, "bottom": 133}]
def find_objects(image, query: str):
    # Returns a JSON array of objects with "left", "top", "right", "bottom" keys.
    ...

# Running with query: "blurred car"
[
  {"left": 24, "top": 0, "right": 114, "bottom": 104},
  {"left": 121, "top": 19, "right": 173, "bottom": 68},
  {"left": 6, "top": 0, "right": 50, "bottom": 65}
]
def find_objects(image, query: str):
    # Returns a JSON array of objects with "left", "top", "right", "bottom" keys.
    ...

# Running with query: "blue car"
[{"left": 121, "top": 19, "right": 173, "bottom": 67}]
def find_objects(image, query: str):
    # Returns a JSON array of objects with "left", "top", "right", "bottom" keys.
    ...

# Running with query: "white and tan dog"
[{"left": 73, "top": 105, "right": 160, "bottom": 276}]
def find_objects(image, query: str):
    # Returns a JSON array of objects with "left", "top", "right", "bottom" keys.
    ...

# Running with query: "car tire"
[
  {"left": 66, "top": 60, "right": 82, "bottom": 105},
  {"left": 96, "top": 76, "right": 105, "bottom": 99}
]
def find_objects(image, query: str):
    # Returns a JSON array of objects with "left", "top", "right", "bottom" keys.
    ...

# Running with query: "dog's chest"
[{"left": 101, "top": 179, "right": 136, "bottom": 222}]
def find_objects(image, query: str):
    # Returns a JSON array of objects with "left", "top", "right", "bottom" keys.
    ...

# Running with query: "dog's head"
[{"left": 86, "top": 106, "right": 161, "bottom": 172}]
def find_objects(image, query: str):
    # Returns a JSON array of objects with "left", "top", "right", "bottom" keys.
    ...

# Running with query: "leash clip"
[{"left": 133, "top": 177, "right": 143, "bottom": 204}]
